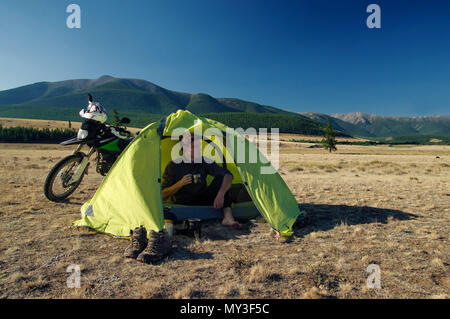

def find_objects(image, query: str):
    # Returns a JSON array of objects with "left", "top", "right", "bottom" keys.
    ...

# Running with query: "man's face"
[{"left": 182, "top": 133, "right": 201, "bottom": 161}]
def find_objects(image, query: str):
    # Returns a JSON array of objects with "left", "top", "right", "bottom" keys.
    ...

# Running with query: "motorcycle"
[{"left": 44, "top": 94, "right": 134, "bottom": 202}]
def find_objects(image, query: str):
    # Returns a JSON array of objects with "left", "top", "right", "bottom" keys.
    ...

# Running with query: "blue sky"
[{"left": 0, "top": 0, "right": 449, "bottom": 116}]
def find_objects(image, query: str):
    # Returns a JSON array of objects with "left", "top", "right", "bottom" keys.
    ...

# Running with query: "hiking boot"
[
  {"left": 136, "top": 229, "right": 172, "bottom": 264},
  {"left": 124, "top": 226, "right": 148, "bottom": 258}
]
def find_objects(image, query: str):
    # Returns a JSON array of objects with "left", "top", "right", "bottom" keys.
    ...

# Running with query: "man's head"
[{"left": 180, "top": 132, "right": 202, "bottom": 161}]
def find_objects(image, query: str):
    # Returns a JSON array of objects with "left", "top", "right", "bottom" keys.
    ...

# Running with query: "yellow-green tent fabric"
[{"left": 73, "top": 110, "right": 301, "bottom": 237}]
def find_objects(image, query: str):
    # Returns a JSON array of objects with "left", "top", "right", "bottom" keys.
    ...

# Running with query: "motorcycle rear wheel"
[{"left": 44, "top": 153, "right": 86, "bottom": 202}]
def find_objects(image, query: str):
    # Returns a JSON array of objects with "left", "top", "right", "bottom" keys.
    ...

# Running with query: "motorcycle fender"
[{"left": 69, "top": 155, "right": 90, "bottom": 185}]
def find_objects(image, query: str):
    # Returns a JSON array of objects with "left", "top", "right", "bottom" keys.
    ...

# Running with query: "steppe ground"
[
  {"left": 0, "top": 138, "right": 448, "bottom": 299},
  {"left": 0, "top": 117, "right": 140, "bottom": 135}
]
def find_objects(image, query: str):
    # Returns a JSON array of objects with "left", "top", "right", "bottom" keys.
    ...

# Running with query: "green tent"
[{"left": 73, "top": 110, "right": 301, "bottom": 237}]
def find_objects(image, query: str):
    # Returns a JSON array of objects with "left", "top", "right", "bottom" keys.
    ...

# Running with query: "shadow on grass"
[
  {"left": 165, "top": 237, "right": 214, "bottom": 262},
  {"left": 168, "top": 246, "right": 214, "bottom": 262},
  {"left": 294, "top": 203, "right": 418, "bottom": 237},
  {"left": 60, "top": 199, "right": 85, "bottom": 206},
  {"left": 200, "top": 220, "right": 252, "bottom": 241}
]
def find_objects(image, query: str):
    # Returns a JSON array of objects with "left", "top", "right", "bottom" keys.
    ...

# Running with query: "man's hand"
[
  {"left": 213, "top": 191, "right": 225, "bottom": 209},
  {"left": 162, "top": 174, "right": 192, "bottom": 200},
  {"left": 177, "top": 174, "right": 192, "bottom": 187},
  {"left": 213, "top": 174, "right": 232, "bottom": 209}
]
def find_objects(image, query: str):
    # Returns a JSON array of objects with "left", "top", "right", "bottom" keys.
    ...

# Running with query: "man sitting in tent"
[{"left": 161, "top": 132, "right": 242, "bottom": 229}]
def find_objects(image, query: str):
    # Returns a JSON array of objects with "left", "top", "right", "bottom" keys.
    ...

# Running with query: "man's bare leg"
[{"left": 222, "top": 207, "right": 242, "bottom": 228}]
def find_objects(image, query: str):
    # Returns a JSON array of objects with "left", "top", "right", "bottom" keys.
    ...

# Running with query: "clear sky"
[{"left": 1, "top": 0, "right": 449, "bottom": 116}]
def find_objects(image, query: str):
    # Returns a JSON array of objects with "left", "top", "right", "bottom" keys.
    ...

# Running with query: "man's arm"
[
  {"left": 204, "top": 161, "right": 234, "bottom": 209},
  {"left": 162, "top": 174, "right": 192, "bottom": 200},
  {"left": 213, "top": 173, "right": 233, "bottom": 209}
]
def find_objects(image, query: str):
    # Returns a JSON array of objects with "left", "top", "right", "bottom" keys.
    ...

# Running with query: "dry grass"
[
  {"left": 0, "top": 141, "right": 448, "bottom": 299},
  {"left": 0, "top": 117, "right": 84, "bottom": 130},
  {"left": 0, "top": 117, "right": 141, "bottom": 134}
]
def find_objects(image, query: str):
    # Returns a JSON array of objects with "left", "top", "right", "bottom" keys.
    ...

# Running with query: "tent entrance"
[
  {"left": 160, "top": 134, "right": 253, "bottom": 217},
  {"left": 160, "top": 134, "right": 244, "bottom": 187}
]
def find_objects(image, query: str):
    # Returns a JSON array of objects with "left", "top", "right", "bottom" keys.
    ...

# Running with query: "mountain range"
[
  {"left": 0, "top": 75, "right": 290, "bottom": 115},
  {"left": 0, "top": 75, "right": 448, "bottom": 138},
  {"left": 300, "top": 112, "right": 450, "bottom": 138}
]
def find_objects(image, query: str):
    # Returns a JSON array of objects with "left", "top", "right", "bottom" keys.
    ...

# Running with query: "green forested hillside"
[
  {"left": 201, "top": 112, "right": 349, "bottom": 136},
  {"left": 0, "top": 76, "right": 294, "bottom": 115},
  {"left": 0, "top": 106, "right": 347, "bottom": 136},
  {"left": 0, "top": 125, "right": 76, "bottom": 143}
]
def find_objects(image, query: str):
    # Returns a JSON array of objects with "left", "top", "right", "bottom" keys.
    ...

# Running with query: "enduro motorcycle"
[{"left": 44, "top": 94, "right": 134, "bottom": 202}]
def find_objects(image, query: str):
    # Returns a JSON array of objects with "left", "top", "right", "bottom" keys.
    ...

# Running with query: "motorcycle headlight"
[{"left": 77, "top": 128, "right": 89, "bottom": 140}]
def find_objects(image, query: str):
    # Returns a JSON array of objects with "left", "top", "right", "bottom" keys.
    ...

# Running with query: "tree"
[
  {"left": 112, "top": 109, "right": 121, "bottom": 127},
  {"left": 321, "top": 118, "right": 337, "bottom": 153}
]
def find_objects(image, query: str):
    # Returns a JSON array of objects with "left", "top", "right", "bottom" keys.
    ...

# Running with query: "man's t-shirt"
[{"left": 162, "top": 157, "right": 232, "bottom": 204}]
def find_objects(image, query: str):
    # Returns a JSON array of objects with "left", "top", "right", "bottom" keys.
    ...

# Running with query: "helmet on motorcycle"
[{"left": 79, "top": 101, "right": 108, "bottom": 124}]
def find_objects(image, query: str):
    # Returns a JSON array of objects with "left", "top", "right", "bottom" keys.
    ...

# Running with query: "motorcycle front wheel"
[{"left": 44, "top": 153, "right": 86, "bottom": 202}]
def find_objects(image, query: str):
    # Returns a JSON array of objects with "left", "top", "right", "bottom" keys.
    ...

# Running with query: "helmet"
[{"left": 79, "top": 101, "right": 108, "bottom": 124}]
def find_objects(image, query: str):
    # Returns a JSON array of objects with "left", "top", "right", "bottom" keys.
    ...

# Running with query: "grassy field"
[
  {"left": 0, "top": 117, "right": 82, "bottom": 130},
  {"left": 0, "top": 141, "right": 448, "bottom": 299},
  {"left": 0, "top": 117, "right": 141, "bottom": 135}
]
